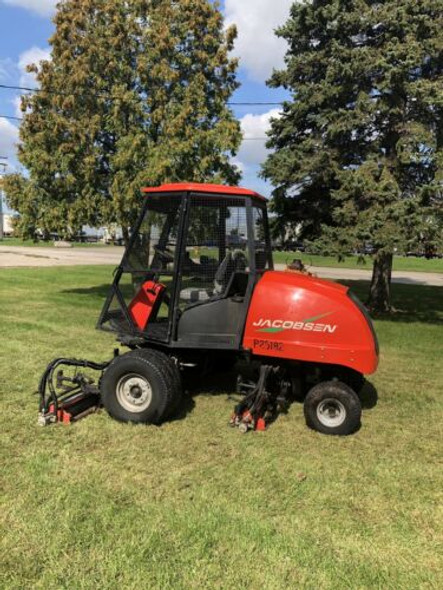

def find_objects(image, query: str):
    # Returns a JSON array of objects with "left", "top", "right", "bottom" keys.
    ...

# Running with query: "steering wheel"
[
  {"left": 232, "top": 249, "right": 248, "bottom": 271},
  {"left": 153, "top": 246, "right": 175, "bottom": 264}
]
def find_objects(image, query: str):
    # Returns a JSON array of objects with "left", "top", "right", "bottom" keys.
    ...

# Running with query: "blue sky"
[{"left": 0, "top": 0, "right": 292, "bottom": 208}]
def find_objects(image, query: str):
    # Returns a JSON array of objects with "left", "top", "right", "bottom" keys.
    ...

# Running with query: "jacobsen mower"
[{"left": 38, "top": 183, "right": 379, "bottom": 435}]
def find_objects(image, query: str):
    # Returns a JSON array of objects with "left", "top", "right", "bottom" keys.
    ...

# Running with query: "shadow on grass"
[
  {"left": 63, "top": 284, "right": 112, "bottom": 300},
  {"left": 169, "top": 394, "right": 196, "bottom": 423},
  {"left": 359, "top": 380, "right": 378, "bottom": 409},
  {"left": 181, "top": 366, "right": 378, "bottom": 431},
  {"left": 166, "top": 369, "right": 237, "bottom": 423},
  {"left": 341, "top": 281, "right": 443, "bottom": 325},
  {"left": 183, "top": 367, "right": 238, "bottom": 398}
]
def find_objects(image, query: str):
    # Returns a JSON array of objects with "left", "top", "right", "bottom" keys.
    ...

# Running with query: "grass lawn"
[
  {"left": 273, "top": 251, "right": 443, "bottom": 273},
  {"left": 0, "top": 237, "right": 115, "bottom": 248},
  {"left": 1, "top": 266, "right": 442, "bottom": 589}
]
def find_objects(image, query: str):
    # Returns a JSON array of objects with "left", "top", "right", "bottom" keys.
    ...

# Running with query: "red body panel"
[
  {"left": 243, "top": 271, "right": 378, "bottom": 375},
  {"left": 141, "top": 182, "right": 266, "bottom": 202},
  {"left": 129, "top": 281, "right": 166, "bottom": 331}
]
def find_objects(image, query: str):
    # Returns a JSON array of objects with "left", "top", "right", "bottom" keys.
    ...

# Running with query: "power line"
[
  {"left": 0, "top": 114, "right": 22, "bottom": 121},
  {"left": 0, "top": 83, "right": 125, "bottom": 99},
  {"left": 0, "top": 83, "right": 284, "bottom": 107},
  {"left": 0, "top": 84, "right": 39, "bottom": 93},
  {"left": 230, "top": 102, "right": 282, "bottom": 106},
  {"left": 0, "top": 114, "right": 271, "bottom": 140}
]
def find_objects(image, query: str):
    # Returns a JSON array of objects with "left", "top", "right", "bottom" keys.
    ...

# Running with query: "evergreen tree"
[
  {"left": 4, "top": 0, "right": 241, "bottom": 241},
  {"left": 263, "top": 0, "right": 443, "bottom": 311}
]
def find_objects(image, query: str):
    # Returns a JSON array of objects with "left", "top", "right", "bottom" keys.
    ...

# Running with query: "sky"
[{"left": 0, "top": 0, "right": 293, "bottom": 211}]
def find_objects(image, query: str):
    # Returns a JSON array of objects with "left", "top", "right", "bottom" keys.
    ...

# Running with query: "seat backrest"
[
  {"left": 214, "top": 252, "right": 234, "bottom": 294},
  {"left": 255, "top": 249, "right": 267, "bottom": 270}
]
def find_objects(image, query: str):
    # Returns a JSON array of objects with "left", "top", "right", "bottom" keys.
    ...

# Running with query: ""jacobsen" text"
[{"left": 253, "top": 319, "right": 337, "bottom": 334}]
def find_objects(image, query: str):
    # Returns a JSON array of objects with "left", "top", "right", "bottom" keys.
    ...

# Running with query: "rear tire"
[
  {"left": 100, "top": 349, "right": 181, "bottom": 424},
  {"left": 304, "top": 381, "right": 361, "bottom": 435}
]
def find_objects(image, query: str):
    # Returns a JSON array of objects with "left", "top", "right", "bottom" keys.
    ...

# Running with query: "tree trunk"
[
  {"left": 367, "top": 252, "right": 393, "bottom": 312},
  {"left": 122, "top": 226, "right": 130, "bottom": 247}
]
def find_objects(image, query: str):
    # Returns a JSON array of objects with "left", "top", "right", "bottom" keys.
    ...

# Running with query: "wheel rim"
[
  {"left": 116, "top": 373, "right": 152, "bottom": 413},
  {"left": 316, "top": 398, "right": 346, "bottom": 428}
]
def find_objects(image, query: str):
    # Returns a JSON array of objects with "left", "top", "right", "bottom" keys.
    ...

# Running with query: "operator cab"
[{"left": 98, "top": 183, "right": 273, "bottom": 349}]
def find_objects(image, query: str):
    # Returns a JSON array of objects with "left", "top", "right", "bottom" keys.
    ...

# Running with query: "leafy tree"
[
  {"left": 4, "top": 0, "right": 241, "bottom": 241},
  {"left": 263, "top": 0, "right": 443, "bottom": 311}
]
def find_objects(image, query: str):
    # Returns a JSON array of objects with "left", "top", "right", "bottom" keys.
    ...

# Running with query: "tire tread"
[
  {"left": 304, "top": 380, "right": 361, "bottom": 436},
  {"left": 100, "top": 349, "right": 181, "bottom": 424}
]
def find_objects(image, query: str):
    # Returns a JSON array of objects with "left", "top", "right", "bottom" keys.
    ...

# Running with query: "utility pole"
[{"left": 0, "top": 156, "right": 8, "bottom": 240}]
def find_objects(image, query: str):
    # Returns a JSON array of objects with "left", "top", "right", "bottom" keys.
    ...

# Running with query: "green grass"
[
  {"left": 1, "top": 266, "right": 442, "bottom": 589},
  {"left": 0, "top": 237, "right": 115, "bottom": 248},
  {"left": 273, "top": 251, "right": 443, "bottom": 273}
]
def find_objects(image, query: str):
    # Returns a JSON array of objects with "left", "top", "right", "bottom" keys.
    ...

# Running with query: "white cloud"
[
  {"left": 234, "top": 108, "right": 281, "bottom": 197},
  {"left": 0, "top": 118, "right": 19, "bottom": 159},
  {"left": 0, "top": 62, "right": 9, "bottom": 81},
  {"left": 224, "top": 0, "right": 293, "bottom": 82},
  {"left": 9, "top": 47, "right": 51, "bottom": 118},
  {"left": 237, "top": 108, "right": 281, "bottom": 167},
  {"left": 11, "top": 47, "right": 51, "bottom": 120},
  {"left": 18, "top": 46, "right": 51, "bottom": 87},
  {"left": 0, "top": 58, "right": 15, "bottom": 81},
  {"left": 12, "top": 95, "right": 22, "bottom": 118},
  {"left": 231, "top": 159, "right": 245, "bottom": 174},
  {"left": 1, "top": 0, "right": 56, "bottom": 17}
]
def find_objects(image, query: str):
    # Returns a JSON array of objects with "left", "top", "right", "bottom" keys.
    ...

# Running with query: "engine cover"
[{"left": 243, "top": 271, "right": 379, "bottom": 375}]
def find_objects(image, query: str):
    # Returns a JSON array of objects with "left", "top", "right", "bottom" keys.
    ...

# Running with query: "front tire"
[
  {"left": 304, "top": 381, "right": 361, "bottom": 435},
  {"left": 131, "top": 348, "right": 182, "bottom": 417},
  {"left": 100, "top": 349, "right": 181, "bottom": 424}
]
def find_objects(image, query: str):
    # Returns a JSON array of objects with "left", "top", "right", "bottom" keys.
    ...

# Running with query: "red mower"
[{"left": 38, "top": 183, "right": 379, "bottom": 435}]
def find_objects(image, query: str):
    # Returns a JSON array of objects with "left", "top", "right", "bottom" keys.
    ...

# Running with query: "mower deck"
[{"left": 37, "top": 357, "right": 112, "bottom": 426}]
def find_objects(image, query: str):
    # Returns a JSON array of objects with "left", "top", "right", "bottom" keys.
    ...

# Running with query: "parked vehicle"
[{"left": 38, "top": 183, "right": 379, "bottom": 436}]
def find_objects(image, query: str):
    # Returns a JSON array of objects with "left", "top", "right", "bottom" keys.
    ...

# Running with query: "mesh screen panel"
[
  {"left": 100, "top": 273, "right": 136, "bottom": 333},
  {"left": 252, "top": 206, "right": 270, "bottom": 270},
  {"left": 127, "top": 195, "right": 182, "bottom": 272},
  {"left": 179, "top": 197, "right": 249, "bottom": 308}
]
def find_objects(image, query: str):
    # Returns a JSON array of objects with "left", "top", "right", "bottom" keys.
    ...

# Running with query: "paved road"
[
  {"left": 0, "top": 245, "right": 123, "bottom": 267},
  {"left": 0, "top": 245, "right": 442, "bottom": 286}
]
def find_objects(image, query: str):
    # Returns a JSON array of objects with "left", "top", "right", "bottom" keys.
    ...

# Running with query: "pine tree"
[
  {"left": 4, "top": 0, "right": 241, "bottom": 241},
  {"left": 262, "top": 0, "right": 443, "bottom": 311}
]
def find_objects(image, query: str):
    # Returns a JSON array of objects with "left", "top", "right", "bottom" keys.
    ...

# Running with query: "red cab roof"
[{"left": 141, "top": 182, "right": 266, "bottom": 202}]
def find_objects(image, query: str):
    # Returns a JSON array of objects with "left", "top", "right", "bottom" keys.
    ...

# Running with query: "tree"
[
  {"left": 263, "top": 0, "right": 443, "bottom": 311},
  {"left": 4, "top": 0, "right": 241, "bottom": 241}
]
